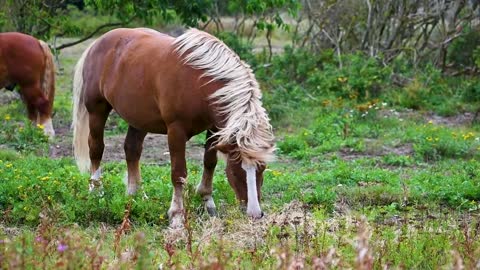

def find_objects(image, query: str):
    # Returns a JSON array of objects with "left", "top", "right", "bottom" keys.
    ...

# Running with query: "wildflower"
[
  {"left": 40, "top": 176, "right": 49, "bottom": 181},
  {"left": 428, "top": 120, "right": 433, "bottom": 124},
  {"left": 4, "top": 114, "right": 11, "bottom": 121},
  {"left": 57, "top": 243, "right": 68, "bottom": 252},
  {"left": 272, "top": 170, "right": 282, "bottom": 177},
  {"left": 5, "top": 163, "right": 12, "bottom": 168},
  {"left": 35, "top": 236, "right": 44, "bottom": 243},
  {"left": 463, "top": 132, "right": 474, "bottom": 140},
  {"left": 37, "top": 124, "right": 44, "bottom": 129},
  {"left": 47, "top": 195, "right": 52, "bottom": 201},
  {"left": 337, "top": 76, "right": 348, "bottom": 83},
  {"left": 434, "top": 137, "right": 439, "bottom": 142},
  {"left": 426, "top": 137, "right": 433, "bottom": 142}
]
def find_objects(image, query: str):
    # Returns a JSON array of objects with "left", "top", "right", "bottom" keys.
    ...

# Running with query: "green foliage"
[
  {"left": 413, "top": 123, "right": 480, "bottom": 162},
  {"left": 224, "top": 0, "right": 300, "bottom": 31},
  {"left": 217, "top": 31, "right": 255, "bottom": 62},
  {"left": 448, "top": 25, "right": 480, "bottom": 68},
  {"left": 85, "top": 0, "right": 212, "bottom": 26},
  {"left": 0, "top": 116, "right": 49, "bottom": 155},
  {"left": 0, "top": 0, "right": 89, "bottom": 39}
]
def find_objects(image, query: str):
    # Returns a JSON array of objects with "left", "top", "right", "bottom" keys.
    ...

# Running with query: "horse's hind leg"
[
  {"left": 124, "top": 126, "right": 147, "bottom": 195},
  {"left": 196, "top": 130, "right": 218, "bottom": 216},
  {"left": 87, "top": 102, "right": 111, "bottom": 192},
  {"left": 166, "top": 123, "right": 188, "bottom": 228}
]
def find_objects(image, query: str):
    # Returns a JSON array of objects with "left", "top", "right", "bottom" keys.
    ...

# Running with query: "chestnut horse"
[
  {"left": 0, "top": 32, "right": 56, "bottom": 137},
  {"left": 72, "top": 28, "right": 275, "bottom": 227}
]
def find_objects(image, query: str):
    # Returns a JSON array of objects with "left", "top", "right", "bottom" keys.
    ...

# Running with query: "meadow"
[{"left": 1, "top": 33, "right": 480, "bottom": 269}]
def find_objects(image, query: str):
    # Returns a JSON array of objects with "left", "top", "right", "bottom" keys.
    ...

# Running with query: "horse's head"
[{"left": 217, "top": 144, "right": 267, "bottom": 218}]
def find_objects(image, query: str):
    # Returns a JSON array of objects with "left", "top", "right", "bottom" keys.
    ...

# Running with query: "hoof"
[
  {"left": 89, "top": 179, "right": 104, "bottom": 196},
  {"left": 206, "top": 206, "right": 218, "bottom": 217},
  {"left": 168, "top": 213, "right": 185, "bottom": 229},
  {"left": 247, "top": 209, "right": 264, "bottom": 219}
]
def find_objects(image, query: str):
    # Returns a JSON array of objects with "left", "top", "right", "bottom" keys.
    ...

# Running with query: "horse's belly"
[{"left": 112, "top": 101, "right": 168, "bottom": 134}]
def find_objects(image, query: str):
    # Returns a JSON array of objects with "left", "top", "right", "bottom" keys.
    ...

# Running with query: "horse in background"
[
  {"left": 0, "top": 32, "right": 56, "bottom": 137},
  {"left": 72, "top": 28, "right": 275, "bottom": 227}
]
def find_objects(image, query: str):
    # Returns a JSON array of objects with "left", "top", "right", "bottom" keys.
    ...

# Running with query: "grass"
[{"left": 1, "top": 34, "right": 480, "bottom": 268}]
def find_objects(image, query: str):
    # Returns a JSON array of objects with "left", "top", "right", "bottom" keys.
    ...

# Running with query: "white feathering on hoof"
[{"left": 173, "top": 29, "right": 275, "bottom": 167}]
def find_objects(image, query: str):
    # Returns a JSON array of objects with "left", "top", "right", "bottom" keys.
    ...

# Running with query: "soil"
[{"left": 49, "top": 125, "right": 207, "bottom": 164}]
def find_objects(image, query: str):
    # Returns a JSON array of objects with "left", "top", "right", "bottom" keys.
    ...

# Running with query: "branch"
[{"left": 54, "top": 21, "right": 126, "bottom": 51}]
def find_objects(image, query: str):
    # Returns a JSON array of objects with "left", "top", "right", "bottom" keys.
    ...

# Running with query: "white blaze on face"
[{"left": 242, "top": 162, "right": 262, "bottom": 218}]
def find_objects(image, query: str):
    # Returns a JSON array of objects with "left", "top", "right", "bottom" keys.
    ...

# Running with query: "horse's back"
[
  {"left": 83, "top": 28, "right": 188, "bottom": 133},
  {"left": 0, "top": 32, "right": 45, "bottom": 86}
]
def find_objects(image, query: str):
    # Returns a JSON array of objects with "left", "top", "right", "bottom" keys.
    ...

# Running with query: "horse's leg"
[
  {"left": 88, "top": 103, "right": 111, "bottom": 192},
  {"left": 196, "top": 130, "right": 218, "bottom": 216},
  {"left": 17, "top": 83, "right": 46, "bottom": 122},
  {"left": 124, "top": 125, "right": 147, "bottom": 195},
  {"left": 18, "top": 83, "right": 54, "bottom": 137},
  {"left": 166, "top": 123, "right": 188, "bottom": 228}
]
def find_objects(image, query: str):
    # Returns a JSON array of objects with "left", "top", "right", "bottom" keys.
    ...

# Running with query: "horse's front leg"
[
  {"left": 166, "top": 123, "right": 188, "bottom": 228},
  {"left": 124, "top": 126, "right": 147, "bottom": 195},
  {"left": 196, "top": 130, "right": 218, "bottom": 216},
  {"left": 18, "top": 83, "right": 54, "bottom": 137}
]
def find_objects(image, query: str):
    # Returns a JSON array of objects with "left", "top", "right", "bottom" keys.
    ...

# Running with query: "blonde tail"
[
  {"left": 72, "top": 41, "right": 96, "bottom": 173},
  {"left": 39, "top": 40, "right": 56, "bottom": 137}
]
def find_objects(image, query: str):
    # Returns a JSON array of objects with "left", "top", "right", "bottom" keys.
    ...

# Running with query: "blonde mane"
[{"left": 173, "top": 28, "right": 275, "bottom": 166}]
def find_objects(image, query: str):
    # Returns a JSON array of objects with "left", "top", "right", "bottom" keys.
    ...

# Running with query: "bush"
[{"left": 448, "top": 25, "right": 480, "bottom": 68}]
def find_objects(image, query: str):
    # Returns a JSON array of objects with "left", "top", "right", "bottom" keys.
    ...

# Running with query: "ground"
[{"left": 1, "top": 35, "right": 480, "bottom": 269}]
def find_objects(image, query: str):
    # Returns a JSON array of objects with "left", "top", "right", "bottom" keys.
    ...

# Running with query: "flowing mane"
[{"left": 173, "top": 28, "right": 275, "bottom": 166}]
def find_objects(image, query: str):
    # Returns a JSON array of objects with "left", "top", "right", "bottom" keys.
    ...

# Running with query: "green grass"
[{"left": 1, "top": 35, "right": 480, "bottom": 268}]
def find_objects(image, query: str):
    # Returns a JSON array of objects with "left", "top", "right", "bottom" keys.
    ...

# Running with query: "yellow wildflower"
[
  {"left": 426, "top": 136, "right": 433, "bottom": 142},
  {"left": 337, "top": 76, "right": 348, "bottom": 83},
  {"left": 37, "top": 124, "right": 45, "bottom": 130},
  {"left": 5, "top": 163, "right": 12, "bottom": 168},
  {"left": 40, "top": 176, "right": 50, "bottom": 181},
  {"left": 4, "top": 114, "right": 11, "bottom": 121},
  {"left": 272, "top": 170, "right": 282, "bottom": 177}
]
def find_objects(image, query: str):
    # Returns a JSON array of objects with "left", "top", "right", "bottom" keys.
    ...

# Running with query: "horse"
[
  {"left": 0, "top": 32, "right": 56, "bottom": 137},
  {"left": 72, "top": 28, "right": 275, "bottom": 227}
]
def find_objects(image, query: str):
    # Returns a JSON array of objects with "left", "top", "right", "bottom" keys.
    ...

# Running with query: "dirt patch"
[
  {"left": 425, "top": 112, "right": 475, "bottom": 127},
  {"left": 0, "top": 91, "right": 20, "bottom": 106},
  {"left": 163, "top": 200, "right": 314, "bottom": 249},
  {"left": 339, "top": 142, "right": 413, "bottom": 161},
  {"left": 49, "top": 127, "right": 206, "bottom": 164}
]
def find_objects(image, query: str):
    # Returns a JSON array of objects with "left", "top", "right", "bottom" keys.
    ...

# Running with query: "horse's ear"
[{"left": 215, "top": 143, "right": 235, "bottom": 154}]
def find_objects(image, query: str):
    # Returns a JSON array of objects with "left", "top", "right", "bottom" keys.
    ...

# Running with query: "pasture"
[{"left": 1, "top": 35, "right": 480, "bottom": 269}]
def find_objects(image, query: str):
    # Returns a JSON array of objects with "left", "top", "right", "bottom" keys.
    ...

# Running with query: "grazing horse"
[
  {"left": 72, "top": 28, "right": 275, "bottom": 227},
  {"left": 0, "top": 32, "right": 56, "bottom": 137}
]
